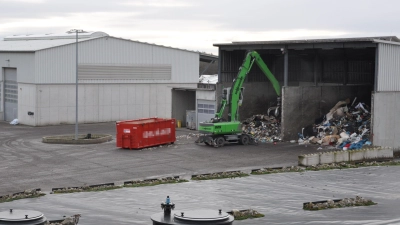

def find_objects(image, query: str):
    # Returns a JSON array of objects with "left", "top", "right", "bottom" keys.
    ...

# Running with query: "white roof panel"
[
  {"left": 0, "top": 37, "right": 99, "bottom": 52},
  {"left": 4, "top": 31, "right": 108, "bottom": 41},
  {"left": 0, "top": 31, "right": 212, "bottom": 56}
]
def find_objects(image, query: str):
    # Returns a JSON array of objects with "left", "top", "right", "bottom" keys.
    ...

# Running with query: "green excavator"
[{"left": 195, "top": 50, "right": 281, "bottom": 147}]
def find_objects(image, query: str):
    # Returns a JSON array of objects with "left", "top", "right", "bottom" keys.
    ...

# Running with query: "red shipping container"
[{"left": 116, "top": 118, "right": 176, "bottom": 149}]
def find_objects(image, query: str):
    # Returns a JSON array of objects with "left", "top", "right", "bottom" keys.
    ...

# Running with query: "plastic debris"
[
  {"left": 299, "top": 98, "right": 371, "bottom": 150},
  {"left": 242, "top": 114, "right": 281, "bottom": 143},
  {"left": 10, "top": 119, "right": 19, "bottom": 125}
]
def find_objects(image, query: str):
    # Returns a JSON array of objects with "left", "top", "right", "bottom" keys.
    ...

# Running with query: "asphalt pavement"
[
  {"left": 2, "top": 166, "right": 399, "bottom": 224},
  {"left": 1, "top": 121, "right": 323, "bottom": 196}
]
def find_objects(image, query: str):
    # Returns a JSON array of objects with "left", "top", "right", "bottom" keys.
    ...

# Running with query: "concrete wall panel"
[
  {"left": 31, "top": 83, "right": 194, "bottom": 126},
  {"left": 66, "top": 107, "right": 75, "bottom": 124},
  {"left": 57, "top": 86, "right": 69, "bottom": 107},
  {"left": 17, "top": 83, "right": 36, "bottom": 125},
  {"left": 282, "top": 86, "right": 373, "bottom": 140},
  {"left": 373, "top": 92, "right": 400, "bottom": 149}
]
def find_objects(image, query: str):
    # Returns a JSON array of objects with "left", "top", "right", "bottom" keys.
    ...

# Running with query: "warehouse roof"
[
  {"left": 0, "top": 38, "right": 100, "bottom": 52},
  {"left": 0, "top": 31, "right": 219, "bottom": 60},
  {"left": 0, "top": 31, "right": 108, "bottom": 52},
  {"left": 214, "top": 36, "right": 400, "bottom": 46},
  {"left": 199, "top": 52, "right": 218, "bottom": 62},
  {"left": 4, "top": 31, "right": 109, "bottom": 41}
]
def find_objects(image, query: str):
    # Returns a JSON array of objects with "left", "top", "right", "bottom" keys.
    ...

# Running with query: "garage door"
[
  {"left": 197, "top": 99, "right": 216, "bottom": 129},
  {"left": 4, "top": 68, "right": 18, "bottom": 122}
]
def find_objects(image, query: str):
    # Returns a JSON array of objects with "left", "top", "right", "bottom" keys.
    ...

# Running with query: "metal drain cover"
[
  {"left": 151, "top": 209, "right": 234, "bottom": 225},
  {"left": 174, "top": 209, "right": 230, "bottom": 222},
  {"left": 0, "top": 210, "right": 47, "bottom": 225}
]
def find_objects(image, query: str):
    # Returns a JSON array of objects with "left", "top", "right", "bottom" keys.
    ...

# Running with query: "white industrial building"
[{"left": 0, "top": 31, "right": 217, "bottom": 126}]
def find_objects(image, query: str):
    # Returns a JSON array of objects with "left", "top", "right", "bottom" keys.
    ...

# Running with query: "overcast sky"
[{"left": 1, "top": 0, "right": 399, "bottom": 54}]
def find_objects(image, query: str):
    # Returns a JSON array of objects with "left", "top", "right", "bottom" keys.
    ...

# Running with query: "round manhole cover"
[
  {"left": 174, "top": 209, "right": 230, "bottom": 222},
  {"left": 0, "top": 209, "right": 46, "bottom": 225}
]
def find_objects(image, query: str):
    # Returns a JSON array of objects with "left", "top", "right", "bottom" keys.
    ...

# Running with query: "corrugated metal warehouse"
[
  {"left": 214, "top": 36, "right": 400, "bottom": 149},
  {"left": 0, "top": 31, "right": 217, "bottom": 126}
]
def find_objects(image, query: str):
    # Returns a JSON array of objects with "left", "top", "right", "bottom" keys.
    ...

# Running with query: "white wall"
[
  {"left": 0, "top": 53, "right": 35, "bottom": 119},
  {"left": 377, "top": 43, "right": 400, "bottom": 91},
  {"left": 35, "top": 37, "right": 199, "bottom": 84},
  {"left": 18, "top": 83, "right": 37, "bottom": 126},
  {"left": 31, "top": 83, "right": 196, "bottom": 126},
  {"left": 0, "top": 53, "right": 35, "bottom": 84},
  {"left": 372, "top": 92, "right": 400, "bottom": 149},
  {"left": 196, "top": 90, "right": 216, "bottom": 101}
]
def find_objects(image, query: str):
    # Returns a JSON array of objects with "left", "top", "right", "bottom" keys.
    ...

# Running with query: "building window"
[{"left": 198, "top": 103, "right": 215, "bottom": 114}]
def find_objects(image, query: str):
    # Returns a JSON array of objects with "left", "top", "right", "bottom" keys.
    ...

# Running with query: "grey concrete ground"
[
  {"left": 1, "top": 166, "right": 400, "bottom": 224},
  {"left": 0, "top": 121, "right": 321, "bottom": 196}
]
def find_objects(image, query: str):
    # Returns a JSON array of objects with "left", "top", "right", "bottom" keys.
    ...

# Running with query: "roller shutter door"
[
  {"left": 4, "top": 68, "right": 18, "bottom": 121},
  {"left": 197, "top": 99, "right": 216, "bottom": 130}
]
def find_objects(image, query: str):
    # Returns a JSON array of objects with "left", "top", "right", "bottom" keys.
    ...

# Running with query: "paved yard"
[{"left": 0, "top": 121, "right": 320, "bottom": 196}]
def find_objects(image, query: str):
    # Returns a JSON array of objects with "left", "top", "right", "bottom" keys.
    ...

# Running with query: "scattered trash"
[
  {"left": 242, "top": 114, "right": 281, "bottom": 143},
  {"left": 176, "top": 133, "right": 202, "bottom": 139},
  {"left": 298, "top": 98, "right": 371, "bottom": 150},
  {"left": 10, "top": 119, "right": 19, "bottom": 125}
]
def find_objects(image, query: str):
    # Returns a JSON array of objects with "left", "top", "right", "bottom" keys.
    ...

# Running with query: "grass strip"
[
  {"left": 304, "top": 197, "right": 377, "bottom": 210},
  {"left": 124, "top": 179, "right": 188, "bottom": 188},
  {"left": 53, "top": 185, "right": 122, "bottom": 194},
  {"left": 191, "top": 171, "right": 249, "bottom": 180},
  {"left": 252, "top": 166, "right": 304, "bottom": 175},
  {"left": 229, "top": 209, "right": 265, "bottom": 220},
  {"left": 0, "top": 190, "right": 45, "bottom": 203}
]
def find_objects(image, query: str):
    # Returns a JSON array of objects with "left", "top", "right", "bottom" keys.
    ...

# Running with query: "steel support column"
[
  {"left": 374, "top": 45, "right": 379, "bottom": 92},
  {"left": 314, "top": 51, "right": 318, "bottom": 86},
  {"left": 284, "top": 46, "right": 288, "bottom": 86}
]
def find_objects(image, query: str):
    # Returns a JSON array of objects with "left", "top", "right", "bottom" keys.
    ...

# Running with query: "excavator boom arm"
[
  {"left": 251, "top": 51, "right": 281, "bottom": 97},
  {"left": 228, "top": 51, "right": 281, "bottom": 121}
]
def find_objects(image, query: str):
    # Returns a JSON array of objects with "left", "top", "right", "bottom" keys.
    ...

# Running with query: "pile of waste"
[
  {"left": 299, "top": 98, "right": 371, "bottom": 150},
  {"left": 242, "top": 114, "right": 281, "bottom": 143},
  {"left": 176, "top": 133, "right": 202, "bottom": 139}
]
